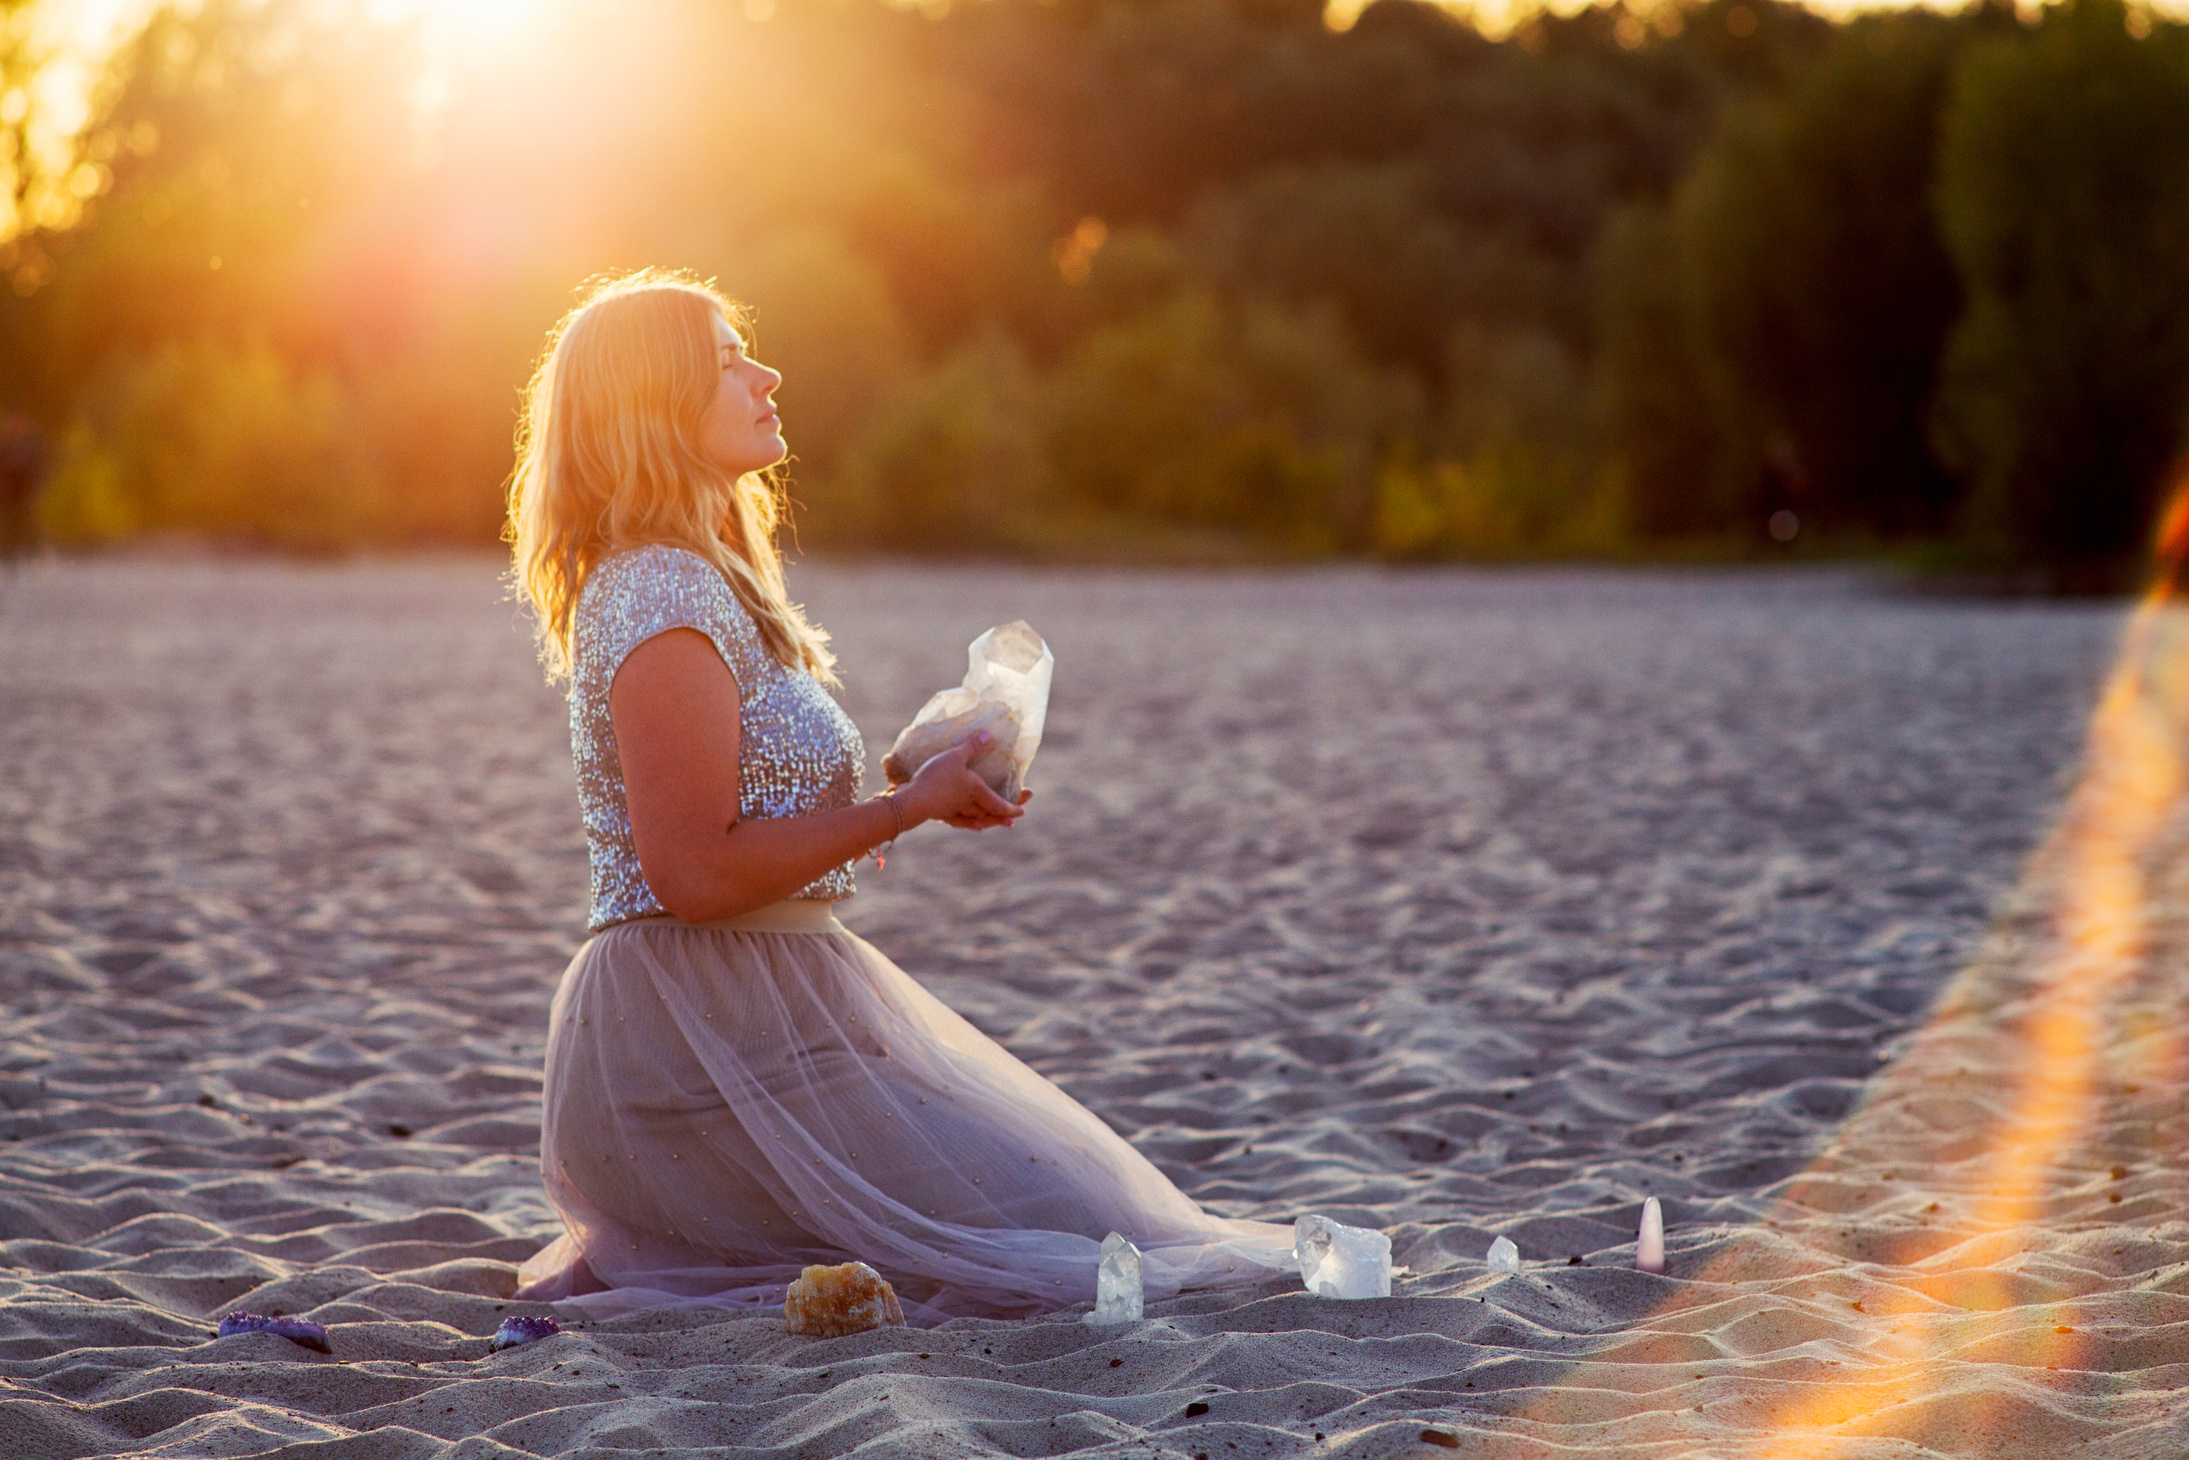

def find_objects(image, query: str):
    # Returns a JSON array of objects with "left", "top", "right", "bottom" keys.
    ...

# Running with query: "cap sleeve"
[{"left": 576, "top": 544, "right": 768, "bottom": 693}]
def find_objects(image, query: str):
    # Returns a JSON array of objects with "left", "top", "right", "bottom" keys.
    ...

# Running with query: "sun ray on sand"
[{"left": 1495, "top": 529, "right": 2189, "bottom": 1457}]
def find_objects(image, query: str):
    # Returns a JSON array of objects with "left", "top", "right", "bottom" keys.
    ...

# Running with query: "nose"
[{"left": 756, "top": 361, "right": 783, "bottom": 395}]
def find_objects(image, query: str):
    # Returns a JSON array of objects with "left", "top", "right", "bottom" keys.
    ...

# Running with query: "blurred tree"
[
  {"left": 1932, "top": 0, "right": 2189, "bottom": 584},
  {"left": 39, "top": 336, "right": 380, "bottom": 550},
  {"left": 1186, "top": 163, "right": 1566, "bottom": 381},
  {"left": 0, "top": 408, "right": 42, "bottom": 555},
  {"left": 819, "top": 331, "right": 1051, "bottom": 553},
  {"left": 734, "top": 226, "right": 915, "bottom": 481},
  {"left": 21, "top": 0, "right": 2177, "bottom": 571},
  {"left": 1674, "top": 11, "right": 1977, "bottom": 539},
  {"left": 1041, "top": 292, "right": 1420, "bottom": 550},
  {"left": 1594, "top": 202, "right": 1722, "bottom": 536}
]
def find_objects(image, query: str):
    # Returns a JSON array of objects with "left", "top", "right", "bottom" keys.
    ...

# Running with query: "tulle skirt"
[{"left": 515, "top": 905, "right": 1297, "bottom": 1324}]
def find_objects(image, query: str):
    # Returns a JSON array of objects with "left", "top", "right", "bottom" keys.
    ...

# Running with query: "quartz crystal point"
[
  {"left": 1083, "top": 1232, "right": 1144, "bottom": 1324},
  {"left": 488, "top": 1315, "right": 561, "bottom": 1352},
  {"left": 1637, "top": 1197, "right": 1665, "bottom": 1274},
  {"left": 883, "top": 621, "right": 1053, "bottom": 799},
  {"left": 1486, "top": 1236, "right": 1520, "bottom": 1273},
  {"left": 1293, "top": 1214, "right": 1393, "bottom": 1299},
  {"left": 785, "top": 1261, "right": 905, "bottom": 1337},
  {"left": 212, "top": 1313, "right": 331, "bottom": 1353}
]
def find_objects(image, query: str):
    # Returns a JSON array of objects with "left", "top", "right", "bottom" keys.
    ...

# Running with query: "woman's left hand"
[
  {"left": 898, "top": 731, "right": 1031, "bottom": 832},
  {"left": 942, "top": 786, "right": 1033, "bottom": 831}
]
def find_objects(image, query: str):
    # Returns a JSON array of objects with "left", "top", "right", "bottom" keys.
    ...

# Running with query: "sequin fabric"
[{"left": 570, "top": 545, "right": 864, "bottom": 931}]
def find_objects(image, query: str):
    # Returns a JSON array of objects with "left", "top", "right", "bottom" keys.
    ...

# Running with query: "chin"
[{"left": 720, "top": 441, "right": 787, "bottom": 476}]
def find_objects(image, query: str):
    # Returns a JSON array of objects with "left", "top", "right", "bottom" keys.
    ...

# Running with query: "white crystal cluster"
[
  {"left": 1084, "top": 1232, "right": 1143, "bottom": 1324},
  {"left": 1293, "top": 1214, "right": 1392, "bottom": 1299}
]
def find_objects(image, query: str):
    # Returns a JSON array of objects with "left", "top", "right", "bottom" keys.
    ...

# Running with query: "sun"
[{"left": 365, "top": 0, "right": 562, "bottom": 57}]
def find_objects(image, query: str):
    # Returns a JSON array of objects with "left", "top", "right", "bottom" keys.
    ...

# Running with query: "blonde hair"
[{"left": 507, "top": 267, "right": 836, "bottom": 686}]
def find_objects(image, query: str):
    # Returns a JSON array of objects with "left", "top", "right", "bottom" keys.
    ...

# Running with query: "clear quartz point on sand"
[
  {"left": 1486, "top": 1235, "right": 1520, "bottom": 1273},
  {"left": 1293, "top": 1214, "right": 1392, "bottom": 1299},
  {"left": 1083, "top": 1232, "right": 1144, "bottom": 1324},
  {"left": 1637, "top": 1197, "right": 1665, "bottom": 1274}
]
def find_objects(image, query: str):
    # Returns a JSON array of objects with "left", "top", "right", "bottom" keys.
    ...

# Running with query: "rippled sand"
[{"left": 2, "top": 556, "right": 2180, "bottom": 1459}]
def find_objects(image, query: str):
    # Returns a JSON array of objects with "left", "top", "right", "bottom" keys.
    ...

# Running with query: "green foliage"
[
  {"left": 2, "top": 0, "right": 1800, "bottom": 562},
  {"left": 1600, "top": 11, "right": 1981, "bottom": 543},
  {"left": 1378, "top": 320, "right": 1610, "bottom": 559},
  {"left": 1043, "top": 293, "right": 1419, "bottom": 549},
  {"left": 736, "top": 226, "right": 915, "bottom": 479},
  {"left": 1681, "top": 15, "right": 1969, "bottom": 533},
  {"left": 820, "top": 294, "right": 1420, "bottom": 555},
  {"left": 1374, "top": 450, "right": 1621, "bottom": 559},
  {"left": 1932, "top": 0, "right": 2189, "bottom": 581},
  {"left": 816, "top": 333, "right": 1052, "bottom": 554},
  {"left": 11, "top": 0, "right": 2189, "bottom": 574},
  {"left": 39, "top": 335, "right": 381, "bottom": 551},
  {"left": 1594, "top": 203, "right": 1722, "bottom": 536},
  {"left": 1186, "top": 163, "right": 1570, "bottom": 379},
  {"left": 1595, "top": 0, "right": 2189, "bottom": 575}
]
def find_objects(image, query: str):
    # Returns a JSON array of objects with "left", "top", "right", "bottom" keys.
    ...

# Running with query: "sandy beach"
[{"left": 1, "top": 555, "right": 2182, "bottom": 1458}]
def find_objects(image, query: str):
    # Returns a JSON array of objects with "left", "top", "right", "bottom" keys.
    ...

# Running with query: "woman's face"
[{"left": 700, "top": 312, "right": 787, "bottom": 475}]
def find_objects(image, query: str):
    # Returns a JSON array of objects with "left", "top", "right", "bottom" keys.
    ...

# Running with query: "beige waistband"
[{"left": 630, "top": 900, "right": 844, "bottom": 936}]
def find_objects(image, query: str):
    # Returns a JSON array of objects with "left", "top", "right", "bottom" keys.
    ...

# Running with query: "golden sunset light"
[{"left": 4, "top": 0, "right": 2187, "bottom": 1453}]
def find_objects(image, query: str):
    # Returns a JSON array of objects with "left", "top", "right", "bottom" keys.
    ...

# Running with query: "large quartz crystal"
[
  {"left": 883, "top": 622, "right": 1053, "bottom": 799},
  {"left": 887, "top": 700, "right": 1023, "bottom": 797},
  {"left": 1083, "top": 1232, "right": 1144, "bottom": 1324},
  {"left": 784, "top": 1261, "right": 905, "bottom": 1337},
  {"left": 1486, "top": 1235, "right": 1520, "bottom": 1273},
  {"left": 1293, "top": 1214, "right": 1392, "bottom": 1299}
]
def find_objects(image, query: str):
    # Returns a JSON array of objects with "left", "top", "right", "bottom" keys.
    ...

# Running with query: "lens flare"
[{"left": 1507, "top": 485, "right": 2189, "bottom": 1453}]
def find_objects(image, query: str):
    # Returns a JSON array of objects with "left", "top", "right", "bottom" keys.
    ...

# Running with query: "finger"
[
  {"left": 922, "top": 746, "right": 971, "bottom": 775},
  {"left": 966, "top": 782, "right": 1018, "bottom": 818},
  {"left": 1015, "top": 790, "right": 1033, "bottom": 805},
  {"left": 919, "top": 731, "right": 991, "bottom": 778}
]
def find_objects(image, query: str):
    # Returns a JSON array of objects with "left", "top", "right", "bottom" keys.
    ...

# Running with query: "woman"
[{"left": 508, "top": 269, "right": 1295, "bottom": 1322}]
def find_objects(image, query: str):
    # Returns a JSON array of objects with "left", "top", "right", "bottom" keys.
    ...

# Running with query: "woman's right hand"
[{"left": 897, "top": 731, "right": 1030, "bottom": 831}]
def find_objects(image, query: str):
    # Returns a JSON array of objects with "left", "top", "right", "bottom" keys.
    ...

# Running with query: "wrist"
[
  {"left": 864, "top": 789, "right": 907, "bottom": 870},
  {"left": 883, "top": 788, "right": 908, "bottom": 827},
  {"left": 887, "top": 785, "right": 927, "bottom": 831}
]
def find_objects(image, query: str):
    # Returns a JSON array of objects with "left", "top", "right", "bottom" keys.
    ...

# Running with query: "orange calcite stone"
[{"left": 784, "top": 1261, "right": 906, "bottom": 1337}]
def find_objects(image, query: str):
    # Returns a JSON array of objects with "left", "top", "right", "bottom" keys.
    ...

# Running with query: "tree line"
[{"left": 3, "top": 0, "right": 2186, "bottom": 584}]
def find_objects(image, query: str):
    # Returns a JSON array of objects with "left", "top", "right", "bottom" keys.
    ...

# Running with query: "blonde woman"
[{"left": 507, "top": 270, "right": 1295, "bottom": 1322}]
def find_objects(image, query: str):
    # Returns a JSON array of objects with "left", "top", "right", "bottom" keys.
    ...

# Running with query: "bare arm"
[{"left": 610, "top": 628, "right": 1027, "bottom": 922}]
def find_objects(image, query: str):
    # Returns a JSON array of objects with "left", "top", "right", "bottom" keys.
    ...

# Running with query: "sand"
[{"left": 0, "top": 555, "right": 2182, "bottom": 1459}]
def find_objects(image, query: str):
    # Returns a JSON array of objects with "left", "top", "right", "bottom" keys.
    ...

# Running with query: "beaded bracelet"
[{"left": 869, "top": 790, "right": 904, "bottom": 870}]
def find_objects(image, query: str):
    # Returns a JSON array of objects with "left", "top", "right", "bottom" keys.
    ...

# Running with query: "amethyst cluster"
[
  {"left": 211, "top": 1313, "right": 331, "bottom": 1353},
  {"left": 488, "top": 1315, "right": 560, "bottom": 1352}
]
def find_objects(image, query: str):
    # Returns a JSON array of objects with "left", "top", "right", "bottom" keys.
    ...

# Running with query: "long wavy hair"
[{"left": 507, "top": 268, "right": 836, "bottom": 686}]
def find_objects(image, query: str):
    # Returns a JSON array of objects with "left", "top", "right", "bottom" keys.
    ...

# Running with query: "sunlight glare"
[{"left": 369, "top": 0, "right": 555, "bottom": 48}]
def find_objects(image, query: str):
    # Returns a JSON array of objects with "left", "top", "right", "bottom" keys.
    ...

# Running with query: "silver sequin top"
[{"left": 570, "top": 544, "right": 864, "bottom": 931}]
